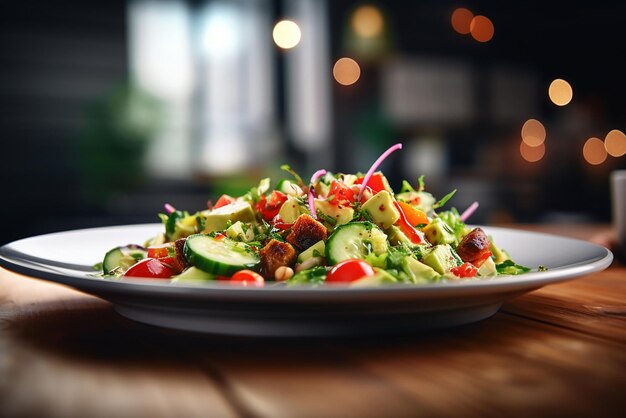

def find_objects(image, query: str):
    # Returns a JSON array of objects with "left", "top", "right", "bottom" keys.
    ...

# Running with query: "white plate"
[{"left": 0, "top": 224, "right": 613, "bottom": 337}]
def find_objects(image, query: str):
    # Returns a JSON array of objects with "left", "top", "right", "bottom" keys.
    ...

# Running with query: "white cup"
[{"left": 611, "top": 170, "right": 626, "bottom": 261}]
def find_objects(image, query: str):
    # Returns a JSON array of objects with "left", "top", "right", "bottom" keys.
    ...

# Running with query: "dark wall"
[{"left": 0, "top": 2, "right": 129, "bottom": 244}]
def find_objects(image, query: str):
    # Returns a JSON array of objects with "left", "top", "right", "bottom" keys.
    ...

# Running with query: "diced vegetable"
[
  {"left": 103, "top": 245, "right": 147, "bottom": 275},
  {"left": 124, "top": 258, "right": 175, "bottom": 279},
  {"left": 326, "top": 259, "right": 376, "bottom": 283},
  {"left": 184, "top": 234, "right": 260, "bottom": 276},
  {"left": 230, "top": 270, "right": 264, "bottom": 287},
  {"left": 325, "top": 222, "right": 388, "bottom": 265}
]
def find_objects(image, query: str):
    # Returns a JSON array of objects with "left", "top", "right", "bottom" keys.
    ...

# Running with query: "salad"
[{"left": 98, "top": 143, "right": 532, "bottom": 287}]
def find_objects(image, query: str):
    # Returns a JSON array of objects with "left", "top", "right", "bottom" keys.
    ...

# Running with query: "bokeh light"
[
  {"left": 604, "top": 129, "right": 626, "bottom": 157},
  {"left": 520, "top": 141, "right": 545, "bottom": 162},
  {"left": 583, "top": 137, "right": 607, "bottom": 165},
  {"left": 521, "top": 119, "right": 546, "bottom": 147},
  {"left": 352, "top": 5, "right": 384, "bottom": 38},
  {"left": 470, "top": 15, "right": 494, "bottom": 42},
  {"left": 548, "top": 79, "right": 573, "bottom": 106},
  {"left": 272, "top": 20, "right": 301, "bottom": 49},
  {"left": 451, "top": 8, "right": 474, "bottom": 35},
  {"left": 333, "top": 58, "right": 361, "bottom": 86}
]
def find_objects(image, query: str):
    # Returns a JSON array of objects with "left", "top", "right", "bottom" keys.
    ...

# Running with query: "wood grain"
[{"left": 1, "top": 224, "right": 625, "bottom": 418}]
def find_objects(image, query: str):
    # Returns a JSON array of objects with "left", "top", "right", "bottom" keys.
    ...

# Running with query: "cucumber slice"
[
  {"left": 276, "top": 179, "right": 303, "bottom": 196},
  {"left": 325, "top": 222, "right": 389, "bottom": 265},
  {"left": 184, "top": 234, "right": 260, "bottom": 276},
  {"left": 103, "top": 245, "right": 147, "bottom": 275}
]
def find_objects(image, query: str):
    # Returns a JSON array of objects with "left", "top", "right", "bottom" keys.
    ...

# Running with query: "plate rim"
[{"left": 0, "top": 224, "right": 614, "bottom": 303}]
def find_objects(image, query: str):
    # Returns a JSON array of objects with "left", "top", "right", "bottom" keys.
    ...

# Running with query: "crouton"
[
  {"left": 286, "top": 214, "right": 327, "bottom": 250},
  {"left": 175, "top": 237, "right": 190, "bottom": 270},
  {"left": 260, "top": 239, "right": 297, "bottom": 278},
  {"left": 456, "top": 227, "right": 491, "bottom": 266}
]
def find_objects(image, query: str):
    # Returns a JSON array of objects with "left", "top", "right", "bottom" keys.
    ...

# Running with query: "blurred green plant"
[{"left": 76, "top": 82, "right": 163, "bottom": 204}]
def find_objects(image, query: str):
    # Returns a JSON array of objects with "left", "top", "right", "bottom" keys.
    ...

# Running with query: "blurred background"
[{"left": 1, "top": 0, "right": 625, "bottom": 244}]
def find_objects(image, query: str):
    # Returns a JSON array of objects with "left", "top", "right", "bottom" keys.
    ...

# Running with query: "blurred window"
[{"left": 128, "top": 0, "right": 276, "bottom": 178}]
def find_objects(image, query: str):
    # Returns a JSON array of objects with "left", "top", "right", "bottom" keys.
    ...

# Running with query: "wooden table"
[{"left": 1, "top": 225, "right": 624, "bottom": 418}]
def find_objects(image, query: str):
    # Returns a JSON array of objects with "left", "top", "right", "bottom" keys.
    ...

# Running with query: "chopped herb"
[
  {"left": 496, "top": 260, "right": 531, "bottom": 275},
  {"left": 288, "top": 266, "right": 328, "bottom": 286},
  {"left": 365, "top": 252, "right": 387, "bottom": 268},
  {"left": 538, "top": 265, "right": 549, "bottom": 271},
  {"left": 433, "top": 189, "right": 457, "bottom": 210},
  {"left": 242, "top": 178, "right": 271, "bottom": 203},
  {"left": 417, "top": 175, "right": 425, "bottom": 192},
  {"left": 385, "top": 246, "right": 410, "bottom": 270},
  {"left": 400, "top": 180, "right": 415, "bottom": 193},
  {"left": 280, "top": 164, "right": 305, "bottom": 188},
  {"left": 317, "top": 210, "right": 337, "bottom": 226},
  {"left": 196, "top": 215, "right": 206, "bottom": 232},
  {"left": 360, "top": 209, "right": 373, "bottom": 223},
  {"left": 226, "top": 220, "right": 233, "bottom": 229},
  {"left": 258, "top": 178, "right": 270, "bottom": 195}
]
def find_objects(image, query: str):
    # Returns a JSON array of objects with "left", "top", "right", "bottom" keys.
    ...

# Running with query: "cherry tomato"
[
  {"left": 230, "top": 270, "right": 265, "bottom": 287},
  {"left": 326, "top": 259, "right": 376, "bottom": 283},
  {"left": 214, "top": 194, "right": 236, "bottom": 209},
  {"left": 271, "top": 215, "right": 293, "bottom": 231},
  {"left": 124, "top": 258, "right": 175, "bottom": 279},
  {"left": 354, "top": 172, "right": 390, "bottom": 195},
  {"left": 147, "top": 244, "right": 172, "bottom": 259},
  {"left": 157, "top": 256, "right": 184, "bottom": 274},
  {"left": 392, "top": 201, "right": 424, "bottom": 244},
  {"left": 255, "top": 191, "right": 288, "bottom": 220},
  {"left": 450, "top": 262, "right": 479, "bottom": 278},
  {"left": 328, "top": 181, "right": 354, "bottom": 206}
]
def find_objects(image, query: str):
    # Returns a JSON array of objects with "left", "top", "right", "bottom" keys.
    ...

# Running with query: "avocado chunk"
[
  {"left": 478, "top": 256, "right": 497, "bottom": 276},
  {"left": 361, "top": 190, "right": 400, "bottom": 229},
  {"left": 490, "top": 241, "right": 509, "bottom": 264},
  {"left": 204, "top": 201, "right": 255, "bottom": 233},
  {"left": 350, "top": 268, "right": 398, "bottom": 287},
  {"left": 423, "top": 218, "right": 457, "bottom": 246},
  {"left": 225, "top": 221, "right": 255, "bottom": 242},
  {"left": 421, "top": 244, "right": 458, "bottom": 275},
  {"left": 297, "top": 240, "right": 326, "bottom": 263},
  {"left": 386, "top": 225, "right": 420, "bottom": 247},
  {"left": 171, "top": 266, "right": 215, "bottom": 283},
  {"left": 403, "top": 256, "right": 440, "bottom": 283},
  {"left": 278, "top": 196, "right": 308, "bottom": 224},
  {"left": 314, "top": 199, "right": 355, "bottom": 227}
]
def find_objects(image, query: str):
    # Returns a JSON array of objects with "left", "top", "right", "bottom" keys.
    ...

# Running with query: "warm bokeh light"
[
  {"left": 352, "top": 5, "right": 384, "bottom": 38},
  {"left": 333, "top": 57, "right": 361, "bottom": 86},
  {"left": 451, "top": 8, "right": 474, "bottom": 35},
  {"left": 470, "top": 15, "right": 494, "bottom": 42},
  {"left": 521, "top": 119, "right": 546, "bottom": 147},
  {"left": 520, "top": 141, "right": 545, "bottom": 162},
  {"left": 604, "top": 129, "right": 626, "bottom": 157},
  {"left": 583, "top": 137, "right": 607, "bottom": 165},
  {"left": 548, "top": 79, "right": 573, "bottom": 106},
  {"left": 272, "top": 20, "right": 301, "bottom": 49}
]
